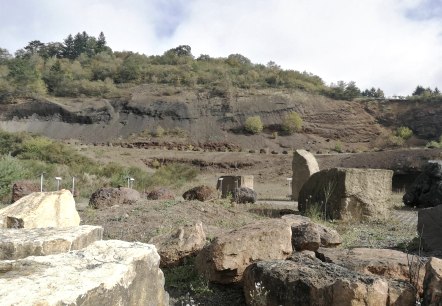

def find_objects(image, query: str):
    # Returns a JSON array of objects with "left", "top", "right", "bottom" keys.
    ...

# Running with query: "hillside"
[{"left": 0, "top": 84, "right": 440, "bottom": 153}]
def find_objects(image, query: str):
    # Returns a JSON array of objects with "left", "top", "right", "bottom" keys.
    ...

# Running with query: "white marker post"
[
  {"left": 218, "top": 178, "right": 224, "bottom": 199},
  {"left": 72, "top": 177, "right": 75, "bottom": 196},
  {"left": 286, "top": 177, "right": 293, "bottom": 199},
  {"left": 130, "top": 177, "right": 135, "bottom": 189},
  {"left": 40, "top": 173, "right": 44, "bottom": 192},
  {"left": 55, "top": 177, "right": 62, "bottom": 191}
]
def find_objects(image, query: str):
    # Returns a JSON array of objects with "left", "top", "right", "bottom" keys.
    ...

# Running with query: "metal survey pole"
[
  {"left": 72, "top": 177, "right": 75, "bottom": 195},
  {"left": 55, "top": 177, "right": 62, "bottom": 191}
]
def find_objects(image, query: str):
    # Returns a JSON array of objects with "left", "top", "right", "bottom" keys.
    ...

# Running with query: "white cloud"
[{"left": 0, "top": 0, "right": 441, "bottom": 95}]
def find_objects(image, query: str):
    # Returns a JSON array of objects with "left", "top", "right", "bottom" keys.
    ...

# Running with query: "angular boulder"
[
  {"left": 232, "top": 187, "right": 257, "bottom": 204},
  {"left": 316, "top": 247, "right": 426, "bottom": 289},
  {"left": 316, "top": 223, "right": 342, "bottom": 247},
  {"left": 292, "top": 149, "right": 319, "bottom": 201},
  {"left": 146, "top": 187, "right": 175, "bottom": 200},
  {"left": 195, "top": 219, "right": 292, "bottom": 284},
  {"left": 0, "top": 225, "right": 103, "bottom": 260},
  {"left": 182, "top": 185, "right": 216, "bottom": 202},
  {"left": 0, "top": 190, "right": 80, "bottom": 228},
  {"left": 292, "top": 222, "right": 320, "bottom": 251},
  {"left": 243, "top": 254, "right": 415, "bottom": 306},
  {"left": 298, "top": 168, "right": 393, "bottom": 221},
  {"left": 403, "top": 161, "right": 442, "bottom": 208},
  {"left": 418, "top": 205, "right": 442, "bottom": 252},
  {"left": 89, "top": 187, "right": 140, "bottom": 209},
  {"left": 0, "top": 240, "right": 169, "bottom": 306},
  {"left": 149, "top": 221, "right": 206, "bottom": 267},
  {"left": 422, "top": 257, "right": 442, "bottom": 306},
  {"left": 11, "top": 180, "right": 40, "bottom": 203}
]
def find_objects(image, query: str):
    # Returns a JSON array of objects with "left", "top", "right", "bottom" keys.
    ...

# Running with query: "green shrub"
[
  {"left": 154, "top": 126, "right": 165, "bottom": 138},
  {"left": 426, "top": 135, "right": 442, "bottom": 148},
  {"left": 244, "top": 116, "right": 263, "bottom": 134},
  {"left": 395, "top": 126, "right": 413, "bottom": 140},
  {"left": 0, "top": 155, "right": 27, "bottom": 202},
  {"left": 282, "top": 111, "right": 303, "bottom": 134},
  {"left": 334, "top": 141, "right": 343, "bottom": 153}
]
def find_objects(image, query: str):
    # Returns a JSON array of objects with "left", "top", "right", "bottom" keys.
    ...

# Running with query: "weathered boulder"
[
  {"left": 292, "top": 222, "right": 320, "bottom": 251},
  {"left": 89, "top": 187, "right": 140, "bottom": 209},
  {"left": 418, "top": 205, "right": 442, "bottom": 252},
  {"left": 403, "top": 161, "right": 442, "bottom": 208},
  {"left": 232, "top": 187, "right": 257, "bottom": 204},
  {"left": 0, "top": 190, "right": 80, "bottom": 228},
  {"left": 195, "top": 219, "right": 292, "bottom": 284},
  {"left": 298, "top": 168, "right": 393, "bottom": 221},
  {"left": 423, "top": 257, "right": 442, "bottom": 306},
  {"left": 0, "top": 240, "right": 169, "bottom": 306},
  {"left": 182, "top": 185, "right": 216, "bottom": 202},
  {"left": 243, "top": 254, "right": 415, "bottom": 306},
  {"left": 146, "top": 187, "right": 175, "bottom": 200},
  {"left": 149, "top": 221, "right": 206, "bottom": 267},
  {"left": 292, "top": 149, "right": 320, "bottom": 201},
  {"left": 0, "top": 225, "right": 103, "bottom": 260},
  {"left": 316, "top": 223, "right": 342, "bottom": 247},
  {"left": 11, "top": 180, "right": 40, "bottom": 203},
  {"left": 316, "top": 247, "right": 426, "bottom": 290}
]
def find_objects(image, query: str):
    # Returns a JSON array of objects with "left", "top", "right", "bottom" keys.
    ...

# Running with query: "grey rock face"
[{"left": 403, "top": 161, "right": 442, "bottom": 208}]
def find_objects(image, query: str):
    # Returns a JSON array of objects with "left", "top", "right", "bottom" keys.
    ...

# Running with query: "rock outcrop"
[
  {"left": 298, "top": 168, "right": 393, "bottom": 221},
  {"left": 243, "top": 254, "right": 415, "bottom": 306},
  {"left": 182, "top": 185, "right": 216, "bottom": 202},
  {"left": 149, "top": 221, "right": 206, "bottom": 267},
  {"left": 418, "top": 205, "right": 442, "bottom": 252},
  {"left": 0, "top": 190, "right": 80, "bottom": 228},
  {"left": 0, "top": 225, "right": 103, "bottom": 260},
  {"left": 195, "top": 219, "right": 292, "bottom": 284},
  {"left": 422, "top": 257, "right": 442, "bottom": 306},
  {"left": 89, "top": 187, "right": 140, "bottom": 209},
  {"left": 232, "top": 187, "right": 257, "bottom": 204},
  {"left": 292, "top": 149, "right": 320, "bottom": 201},
  {"left": 11, "top": 180, "right": 40, "bottom": 203},
  {"left": 403, "top": 161, "right": 442, "bottom": 208},
  {"left": 0, "top": 240, "right": 169, "bottom": 306}
]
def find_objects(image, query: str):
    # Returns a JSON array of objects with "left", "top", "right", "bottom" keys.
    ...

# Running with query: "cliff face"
[{"left": 0, "top": 85, "right": 440, "bottom": 147}]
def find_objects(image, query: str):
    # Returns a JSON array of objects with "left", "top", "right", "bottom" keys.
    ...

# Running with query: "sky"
[{"left": 0, "top": 0, "right": 441, "bottom": 96}]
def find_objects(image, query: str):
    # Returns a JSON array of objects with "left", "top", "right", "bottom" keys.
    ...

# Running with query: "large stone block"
[
  {"left": 299, "top": 168, "right": 393, "bottom": 221},
  {"left": 292, "top": 149, "right": 319, "bottom": 201},
  {"left": 195, "top": 219, "right": 292, "bottom": 284},
  {"left": 423, "top": 257, "right": 442, "bottom": 306},
  {"left": 0, "top": 240, "right": 169, "bottom": 306},
  {"left": 0, "top": 190, "right": 80, "bottom": 228},
  {"left": 316, "top": 247, "right": 425, "bottom": 291},
  {"left": 243, "top": 254, "right": 415, "bottom": 306},
  {"left": 216, "top": 175, "right": 254, "bottom": 198},
  {"left": 418, "top": 205, "right": 442, "bottom": 252},
  {"left": 403, "top": 161, "right": 442, "bottom": 208},
  {"left": 149, "top": 221, "right": 206, "bottom": 267},
  {"left": 0, "top": 225, "right": 103, "bottom": 260}
]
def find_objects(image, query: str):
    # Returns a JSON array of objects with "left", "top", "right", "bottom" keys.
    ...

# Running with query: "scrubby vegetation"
[
  {"left": 0, "top": 129, "right": 198, "bottom": 203},
  {"left": 395, "top": 126, "right": 413, "bottom": 140},
  {"left": 426, "top": 135, "right": 442, "bottom": 148},
  {"left": 281, "top": 111, "right": 303, "bottom": 134},
  {"left": 244, "top": 116, "right": 264, "bottom": 134},
  {"left": 0, "top": 31, "right": 411, "bottom": 104}
]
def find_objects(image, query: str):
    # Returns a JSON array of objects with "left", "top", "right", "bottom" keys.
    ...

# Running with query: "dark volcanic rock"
[
  {"left": 403, "top": 161, "right": 442, "bottom": 208},
  {"left": 146, "top": 188, "right": 175, "bottom": 200},
  {"left": 182, "top": 185, "right": 216, "bottom": 202},
  {"left": 11, "top": 181, "right": 40, "bottom": 203},
  {"left": 89, "top": 187, "right": 140, "bottom": 209},
  {"left": 232, "top": 187, "right": 257, "bottom": 204}
]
